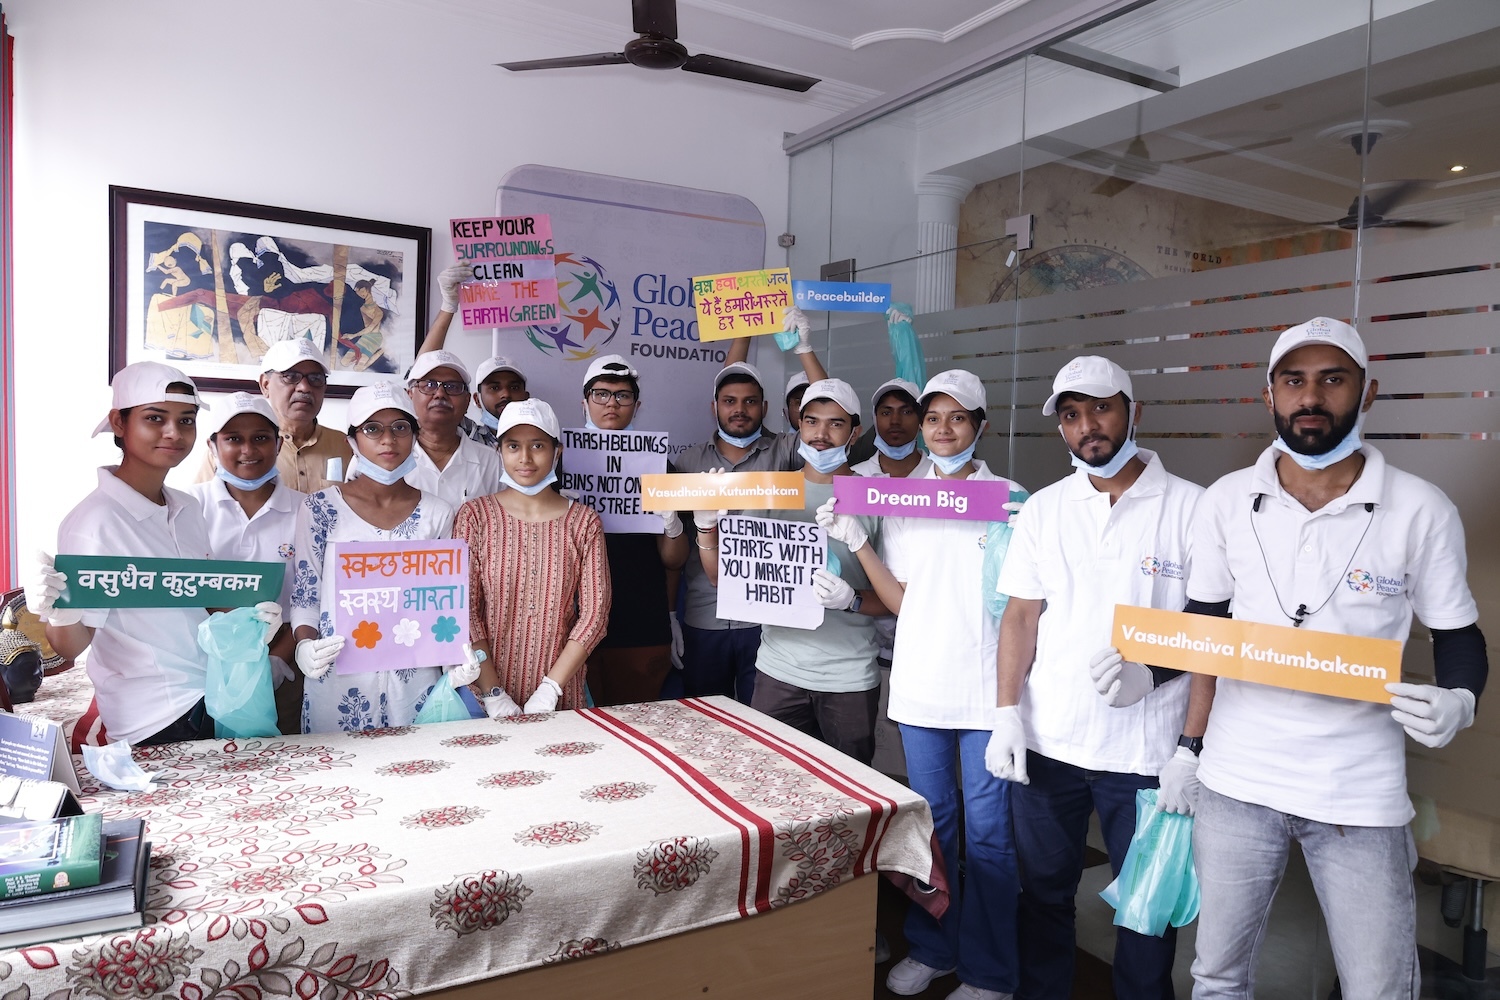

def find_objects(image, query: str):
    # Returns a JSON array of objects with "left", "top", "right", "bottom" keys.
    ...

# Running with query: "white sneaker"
[
  {"left": 886, "top": 957, "right": 956, "bottom": 996},
  {"left": 946, "top": 984, "right": 1012, "bottom": 1000}
]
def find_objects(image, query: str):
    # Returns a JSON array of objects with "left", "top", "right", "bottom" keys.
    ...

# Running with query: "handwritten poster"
[
  {"left": 450, "top": 215, "right": 557, "bottom": 329},
  {"left": 832, "top": 475, "right": 1011, "bottom": 522},
  {"left": 715, "top": 515, "right": 826, "bottom": 630},
  {"left": 53, "top": 556, "right": 283, "bottom": 608},
  {"left": 331, "top": 540, "right": 469, "bottom": 674},
  {"left": 692, "top": 268, "right": 792, "bottom": 341},
  {"left": 558, "top": 428, "right": 669, "bottom": 533}
]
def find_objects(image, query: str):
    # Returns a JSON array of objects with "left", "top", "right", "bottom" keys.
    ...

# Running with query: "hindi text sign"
[
  {"left": 715, "top": 515, "right": 825, "bottom": 630},
  {"left": 692, "top": 268, "right": 793, "bottom": 341},
  {"left": 559, "top": 428, "right": 669, "bottom": 533},
  {"left": 1111, "top": 605, "right": 1401, "bottom": 703},
  {"left": 792, "top": 280, "right": 892, "bottom": 313},
  {"left": 53, "top": 556, "right": 283, "bottom": 609},
  {"left": 332, "top": 540, "right": 470, "bottom": 674},
  {"left": 639, "top": 472, "right": 804, "bottom": 511},
  {"left": 450, "top": 215, "right": 557, "bottom": 329},
  {"left": 832, "top": 475, "right": 1010, "bottom": 522}
]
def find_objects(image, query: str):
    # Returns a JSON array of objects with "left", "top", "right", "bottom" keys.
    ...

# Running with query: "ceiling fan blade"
[
  {"left": 499, "top": 53, "right": 630, "bottom": 71},
  {"left": 1093, "top": 176, "right": 1137, "bottom": 198},
  {"left": 1169, "top": 136, "right": 1294, "bottom": 165},
  {"left": 1371, "top": 218, "right": 1451, "bottom": 230},
  {"left": 1363, "top": 180, "right": 1426, "bottom": 219},
  {"left": 633, "top": 0, "right": 678, "bottom": 38},
  {"left": 681, "top": 53, "right": 818, "bottom": 92}
]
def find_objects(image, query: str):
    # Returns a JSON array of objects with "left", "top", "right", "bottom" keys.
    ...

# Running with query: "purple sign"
[
  {"left": 832, "top": 475, "right": 1010, "bottom": 522},
  {"left": 331, "top": 540, "right": 469, "bottom": 674}
]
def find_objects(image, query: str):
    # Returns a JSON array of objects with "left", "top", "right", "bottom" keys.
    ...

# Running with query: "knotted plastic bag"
[
  {"left": 982, "top": 488, "right": 1028, "bottom": 619},
  {"left": 198, "top": 607, "right": 280, "bottom": 738},
  {"left": 1099, "top": 788, "right": 1200, "bottom": 936},
  {"left": 414, "top": 678, "right": 471, "bottom": 724},
  {"left": 885, "top": 302, "right": 926, "bottom": 389}
]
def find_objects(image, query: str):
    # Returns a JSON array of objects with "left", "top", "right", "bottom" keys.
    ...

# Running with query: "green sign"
[{"left": 53, "top": 556, "right": 284, "bottom": 609}]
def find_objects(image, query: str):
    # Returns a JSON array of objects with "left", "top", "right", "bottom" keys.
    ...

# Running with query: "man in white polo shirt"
[
  {"left": 987, "top": 356, "right": 1201, "bottom": 1000},
  {"left": 851, "top": 378, "right": 927, "bottom": 480},
  {"left": 405, "top": 350, "right": 502, "bottom": 507},
  {"left": 1184, "top": 317, "right": 1487, "bottom": 999}
]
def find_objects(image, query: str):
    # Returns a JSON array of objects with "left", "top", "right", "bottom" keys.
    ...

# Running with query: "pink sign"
[
  {"left": 449, "top": 215, "right": 558, "bottom": 329},
  {"left": 331, "top": 540, "right": 469, "bottom": 674},
  {"left": 832, "top": 475, "right": 1010, "bottom": 522}
]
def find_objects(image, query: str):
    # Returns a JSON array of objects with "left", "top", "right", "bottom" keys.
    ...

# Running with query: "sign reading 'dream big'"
[
  {"left": 450, "top": 215, "right": 558, "bottom": 329},
  {"left": 332, "top": 540, "right": 469, "bottom": 675},
  {"left": 1111, "top": 605, "right": 1402, "bottom": 703},
  {"left": 638, "top": 472, "right": 804, "bottom": 511},
  {"left": 693, "top": 268, "right": 793, "bottom": 341},
  {"left": 832, "top": 476, "right": 1011, "bottom": 522}
]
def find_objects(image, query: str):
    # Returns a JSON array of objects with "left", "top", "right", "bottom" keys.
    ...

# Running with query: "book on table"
[
  {"left": 0, "top": 812, "right": 103, "bottom": 900},
  {"left": 0, "top": 819, "right": 149, "bottom": 947}
]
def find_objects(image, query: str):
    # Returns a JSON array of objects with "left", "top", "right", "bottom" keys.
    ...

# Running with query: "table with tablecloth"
[{"left": 0, "top": 696, "right": 937, "bottom": 998}]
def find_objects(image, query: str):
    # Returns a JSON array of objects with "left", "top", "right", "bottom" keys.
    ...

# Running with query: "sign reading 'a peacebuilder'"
[
  {"left": 791, "top": 280, "right": 892, "bottom": 313},
  {"left": 1111, "top": 605, "right": 1402, "bottom": 703}
]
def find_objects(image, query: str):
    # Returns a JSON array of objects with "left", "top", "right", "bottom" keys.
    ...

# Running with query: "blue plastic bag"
[
  {"left": 981, "top": 489, "right": 1028, "bottom": 619},
  {"left": 414, "top": 678, "right": 471, "bottom": 724},
  {"left": 885, "top": 302, "right": 927, "bottom": 389},
  {"left": 1099, "top": 788, "right": 1200, "bottom": 936},
  {"left": 198, "top": 608, "right": 280, "bottom": 738}
]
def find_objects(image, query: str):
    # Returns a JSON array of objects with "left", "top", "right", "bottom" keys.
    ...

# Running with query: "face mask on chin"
[
  {"left": 1063, "top": 404, "right": 1139, "bottom": 479},
  {"left": 1271, "top": 399, "right": 1366, "bottom": 471},
  {"left": 500, "top": 455, "right": 560, "bottom": 496},
  {"left": 216, "top": 464, "right": 279, "bottom": 491},
  {"left": 798, "top": 440, "right": 848, "bottom": 474},
  {"left": 874, "top": 435, "right": 917, "bottom": 460},
  {"left": 349, "top": 451, "right": 418, "bottom": 486}
]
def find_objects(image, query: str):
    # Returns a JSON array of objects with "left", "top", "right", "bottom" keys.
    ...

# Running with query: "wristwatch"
[
  {"left": 488, "top": 686, "right": 505, "bottom": 699},
  {"left": 1178, "top": 734, "right": 1204, "bottom": 756},
  {"left": 848, "top": 593, "right": 863, "bottom": 614}
]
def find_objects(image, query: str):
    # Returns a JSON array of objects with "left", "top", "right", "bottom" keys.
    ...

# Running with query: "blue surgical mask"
[
  {"left": 500, "top": 456, "right": 559, "bottom": 496},
  {"left": 798, "top": 440, "right": 848, "bottom": 474},
  {"left": 873, "top": 435, "right": 916, "bottom": 460},
  {"left": 718, "top": 427, "right": 762, "bottom": 449},
  {"left": 479, "top": 409, "right": 500, "bottom": 431},
  {"left": 1071, "top": 437, "right": 1139, "bottom": 478},
  {"left": 930, "top": 442, "right": 977, "bottom": 476},
  {"left": 1272, "top": 406, "right": 1366, "bottom": 471},
  {"left": 216, "top": 465, "right": 279, "bottom": 491},
  {"left": 353, "top": 452, "right": 418, "bottom": 487}
]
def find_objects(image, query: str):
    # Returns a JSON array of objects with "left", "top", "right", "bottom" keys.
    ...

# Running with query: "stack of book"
[{"left": 0, "top": 812, "right": 151, "bottom": 948}]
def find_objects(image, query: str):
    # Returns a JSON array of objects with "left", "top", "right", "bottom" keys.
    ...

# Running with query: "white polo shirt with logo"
[
  {"left": 997, "top": 450, "right": 1201, "bottom": 774},
  {"left": 406, "top": 434, "right": 501, "bottom": 509},
  {"left": 58, "top": 468, "right": 215, "bottom": 745},
  {"left": 1188, "top": 444, "right": 1478, "bottom": 826},
  {"left": 883, "top": 461, "right": 1026, "bottom": 730},
  {"left": 852, "top": 453, "right": 931, "bottom": 661}
]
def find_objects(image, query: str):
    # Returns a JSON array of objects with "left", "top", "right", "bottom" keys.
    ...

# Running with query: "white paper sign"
[
  {"left": 714, "top": 515, "right": 826, "bottom": 630},
  {"left": 558, "top": 428, "right": 670, "bottom": 533}
]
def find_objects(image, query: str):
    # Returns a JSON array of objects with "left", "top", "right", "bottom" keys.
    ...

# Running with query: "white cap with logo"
[
  {"left": 495, "top": 398, "right": 561, "bottom": 440},
  {"left": 785, "top": 371, "right": 810, "bottom": 398},
  {"left": 347, "top": 381, "right": 418, "bottom": 427},
  {"left": 871, "top": 378, "right": 921, "bottom": 411},
  {"left": 259, "top": 338, "right": 329, "bottom": 374},
  {"left": 408, "top": 350, "right": 472, "bottom": 387},
  {"left": 714, "top": 361, "right": 766, "bottom": 395},
  {"left": 582, "top": 354, "right": 639, "bottom": 387},
  {"left": 206, "top": 392, "right": 280, "bottom": 436},
  {"left": 476, "top": 356, "right": 526, "bottom": 386},
  {"left": 800, "top": 378, "right": 861, "bottom": 419},
  {"left": 919, "top": 369, "right": 987, "bottom": 413},
  {"left": 1267, "top": 317, "right": 1368, "bottom": 378},
  {"left": 92, "top": 361, "right": 208, "bottom": 437},
  {"left": 1042, "top": 356, "right": 1134, "bottom": 415}
]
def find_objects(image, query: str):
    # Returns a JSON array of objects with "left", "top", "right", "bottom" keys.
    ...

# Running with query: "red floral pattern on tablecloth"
[
  {"left": 431, "top": 870, "right": 533, "bottom": 936},
  {"left": 773, "top": 813, "right": 860, "bottom": 906},
  {"left": 76, "top": 741, "right": 357, "bottom": 805},
  {"left": 375, "top": 759, "right": 452, "bottom": 777},
  {"left": 345, "top": 726, "right": 416, "bottom": 739},
  {"left": 478, "top": 770, "right": 553, "bottom": 790},
  {"left": 580, "top": 781, "right": 654, "bottom": 803},
  {"left": 514, "top": 821, "right": 601, "bottom": 847},
  {"left": 493, "top": 714, "right": 555, "bottom": 724},
  {"left": 400, "top": 805, "right": 487, "bottom": 829},
  {"left": 533, "top": 742, "right": 602, "bottom": 757},
  {"left": 634, "top": 836, "right": 719, "bottom": 894},
  {"left": 543, "top": 937, "right": 621, "bottom": 964},
  {"left": 92, "top": 785, "right": 381, "bottom": 845},
  {"left": 439, "top": 732, "right": 509, "bottom": 747}
]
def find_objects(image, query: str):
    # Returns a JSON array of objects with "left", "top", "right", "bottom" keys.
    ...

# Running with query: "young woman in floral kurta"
[{"left": 453, "top": 399, "right": 610, "bottom": 717}]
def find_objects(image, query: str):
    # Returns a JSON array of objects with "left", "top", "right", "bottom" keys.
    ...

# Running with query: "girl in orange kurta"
[{"left": 453, "top": 399, "right": 610, "bottom": 717}]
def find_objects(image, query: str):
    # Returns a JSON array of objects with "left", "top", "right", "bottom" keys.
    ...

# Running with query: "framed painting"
[{"left": 109, "top": 186, "right": 430, "bottom": 396}]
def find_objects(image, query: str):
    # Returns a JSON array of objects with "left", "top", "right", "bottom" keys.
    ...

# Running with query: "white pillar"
[{"left": 914, "top": 174, "right": 976, "bottom": 313}]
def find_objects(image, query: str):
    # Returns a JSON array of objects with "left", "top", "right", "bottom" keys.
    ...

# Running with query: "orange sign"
[
  {"left": 1111, "top": 605, "right": 1402, "bottom": 704},
  {"left": 639, "top": 472, "right": 804, "bottom": 511}
]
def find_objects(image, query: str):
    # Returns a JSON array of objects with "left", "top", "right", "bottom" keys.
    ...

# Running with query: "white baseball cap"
[
  {"left": 347, "top": 381, "right": 418, "bottom": 427},
  {"left": 714, "top": 361, "right": 766, "bottom": 395},
  {"left": 207, "top": 391, "right": 279, "bottom": 436},
  {"left": 919, "top": 369, "right": 987, "bottom": 413},
  {"left": 1267, "top": 317, "right": 1368, "bottom": 377},
  {"left": 870, "top": 378, "right": 921, "bottom": 411},
  {"left": 785, "top": 371, "right": 810, "bottom": 399},
  {"left": 800, "top": 378, "right": 861, "bottom": 419},
  {"left": 475, "top": 356, "right": 526, "bottom": 386},
  {"left": 408, "top": 350, "right": 472, "bottom": 386},
  {"left": 583, "top": 354, "right": 639, "bottom": 388},
  {"left": 495, "top": 398, "right": 561, "bottom": 440},
  {"left": 1042, "top": 356, "right": 1134, "bottom": 416},
  {"left": 92, "top": 361, "right": 208, "bottom": 437},
  {"left": 259, "top": 338, "right": 328, "bottom": 374}
]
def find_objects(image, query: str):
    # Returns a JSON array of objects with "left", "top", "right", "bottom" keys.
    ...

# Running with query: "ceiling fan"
[
  {"left": 498, "top": 0, "right": 820, "bottom": 93},
  {"left": 1246, "top": 134, "right": 1453, "bottom": 232}
]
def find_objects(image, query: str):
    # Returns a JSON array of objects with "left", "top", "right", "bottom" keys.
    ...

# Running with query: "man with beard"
[
  {"left": 986, "top": 355, "right": 1202, "bottom": 1000},
  {"left": 404, "top": 350, "right": 501, "bottom": 507},
  {"left": 1180, "top": 318, "right": 1486, "bottom": 999},
  {"left": 671, "top": 308, "right": 827, "bottom": 703}
]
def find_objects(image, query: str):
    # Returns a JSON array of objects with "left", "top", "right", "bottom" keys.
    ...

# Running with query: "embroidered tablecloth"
[{"left": 1, "top": 697, "right": 935, "bottom": 998}]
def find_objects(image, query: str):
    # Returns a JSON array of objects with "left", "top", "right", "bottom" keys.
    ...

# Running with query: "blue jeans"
[
  {"left": 1191, "top": 785, "right": 1417, "bottom": 1000},
  {"left": 678, "top": 624, "right": 761, "bottom": 705},
  {"left": 898, "top": 724, "right": 1019, "bottom": 994},
  {"left": 1010, "top": 752, "right": 1176, "bottom": 1000}
]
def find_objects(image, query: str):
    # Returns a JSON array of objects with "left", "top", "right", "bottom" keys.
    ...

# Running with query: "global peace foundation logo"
[
  {"left": 1346, "top": 569, "right": 1375, "bottom": 593},
  {"left": 1140, "top": 556, "right": 1163, "bottom": 576},
  {"left": 525, "top": 253, "right": 621, "bottom": 361}
]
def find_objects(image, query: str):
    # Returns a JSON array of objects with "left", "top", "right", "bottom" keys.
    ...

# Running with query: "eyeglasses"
[
  {"left": 587, "top": 388, "right": 639, "bottom": 405},
  {"left": 357, "top": 420, "right": 414, "bottom": 439},
  {"left": 276, "top": 370, "right": 328, "bottom": 388},
  {"left": 410, "top": 379, "right": 468, "bottom": 396}
]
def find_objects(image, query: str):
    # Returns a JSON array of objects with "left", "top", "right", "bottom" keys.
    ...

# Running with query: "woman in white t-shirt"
[{"left": 821, "top": 370, "right": 1024, "bottom": 1000}]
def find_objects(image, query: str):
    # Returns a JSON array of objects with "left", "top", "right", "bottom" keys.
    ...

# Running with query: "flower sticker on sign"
[
  {"left": 333, "top": 540, "right": 470, "bottom": 674},
  {"left": 432, "top": 616, "right": 461, "bottom": 643},
  {"left": 393, "top": 618, "right": 422, "bottom": 647},
  {"left": 353, "top": 621, "right": 383, "bottom": 649}
]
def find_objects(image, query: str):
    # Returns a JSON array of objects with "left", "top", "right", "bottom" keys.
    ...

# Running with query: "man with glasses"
[
  {"left": 194, "top": 338, "right": 353, "bottom": 494},
  {"left": 404, "top": 350, "right": 501, "bottom": 507}
]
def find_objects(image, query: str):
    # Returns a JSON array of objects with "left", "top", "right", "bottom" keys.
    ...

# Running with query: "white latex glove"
[
  {"left": 438, "top": 262, "right": 470, "bottom": 313},
  {"left": 447, "top": 642, "right": 485, "bottom": 688},
  {"left": 1088, "top": 647, "right": 1153, "bottom": 708},
  {"left": 985, "top": 706, "right": 1029, "bottom": 784},
  {"left": 483, "top": 689, "right": 522, "bottom": 719},
  {"left": 886, "top": 303, "right": 912, "bottom": 326},
  {"left": 252, "top": 601, "right": 283, "bottom": 645},
  {"left": 669, "top": 614, "right": 685, "bottom": 670},
  {"left": 1002, "top": 499, "right": 1025, "bottom": 526},
  {"left": 1387, "top": 682, "right": 1476, "bottom": 748},
  {"left": 783, "top": 306, "right": 813, "bottom": 354},
  {"left": 660, "top": 509, "right": 684, "bottom": 539},
  {"left": 812, "top": 568, "right": 856, "bottom": 610},
  {"left": 1156, "top": 746, "right": 1202, "bottom": 815},
  {"left": 814, "top": 497, "right": 867, "bottom": 552},
  {"left": 26, "top": 551, "right": 83, "bottom": 626},
  {"left": 295, "top": 635, "right": 345, "bottom": 680},
  {"left": 523, "top": 676, "right": 563, "bottom": 714}
]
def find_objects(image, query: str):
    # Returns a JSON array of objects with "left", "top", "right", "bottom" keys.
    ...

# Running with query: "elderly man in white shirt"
[{"left": 405, "top": 350, "right": 502, "bottom": 507}]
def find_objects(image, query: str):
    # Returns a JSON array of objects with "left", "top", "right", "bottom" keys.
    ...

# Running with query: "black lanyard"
[{"left": 1249, "top": 493, "right": 1376, "bottom": 627}]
